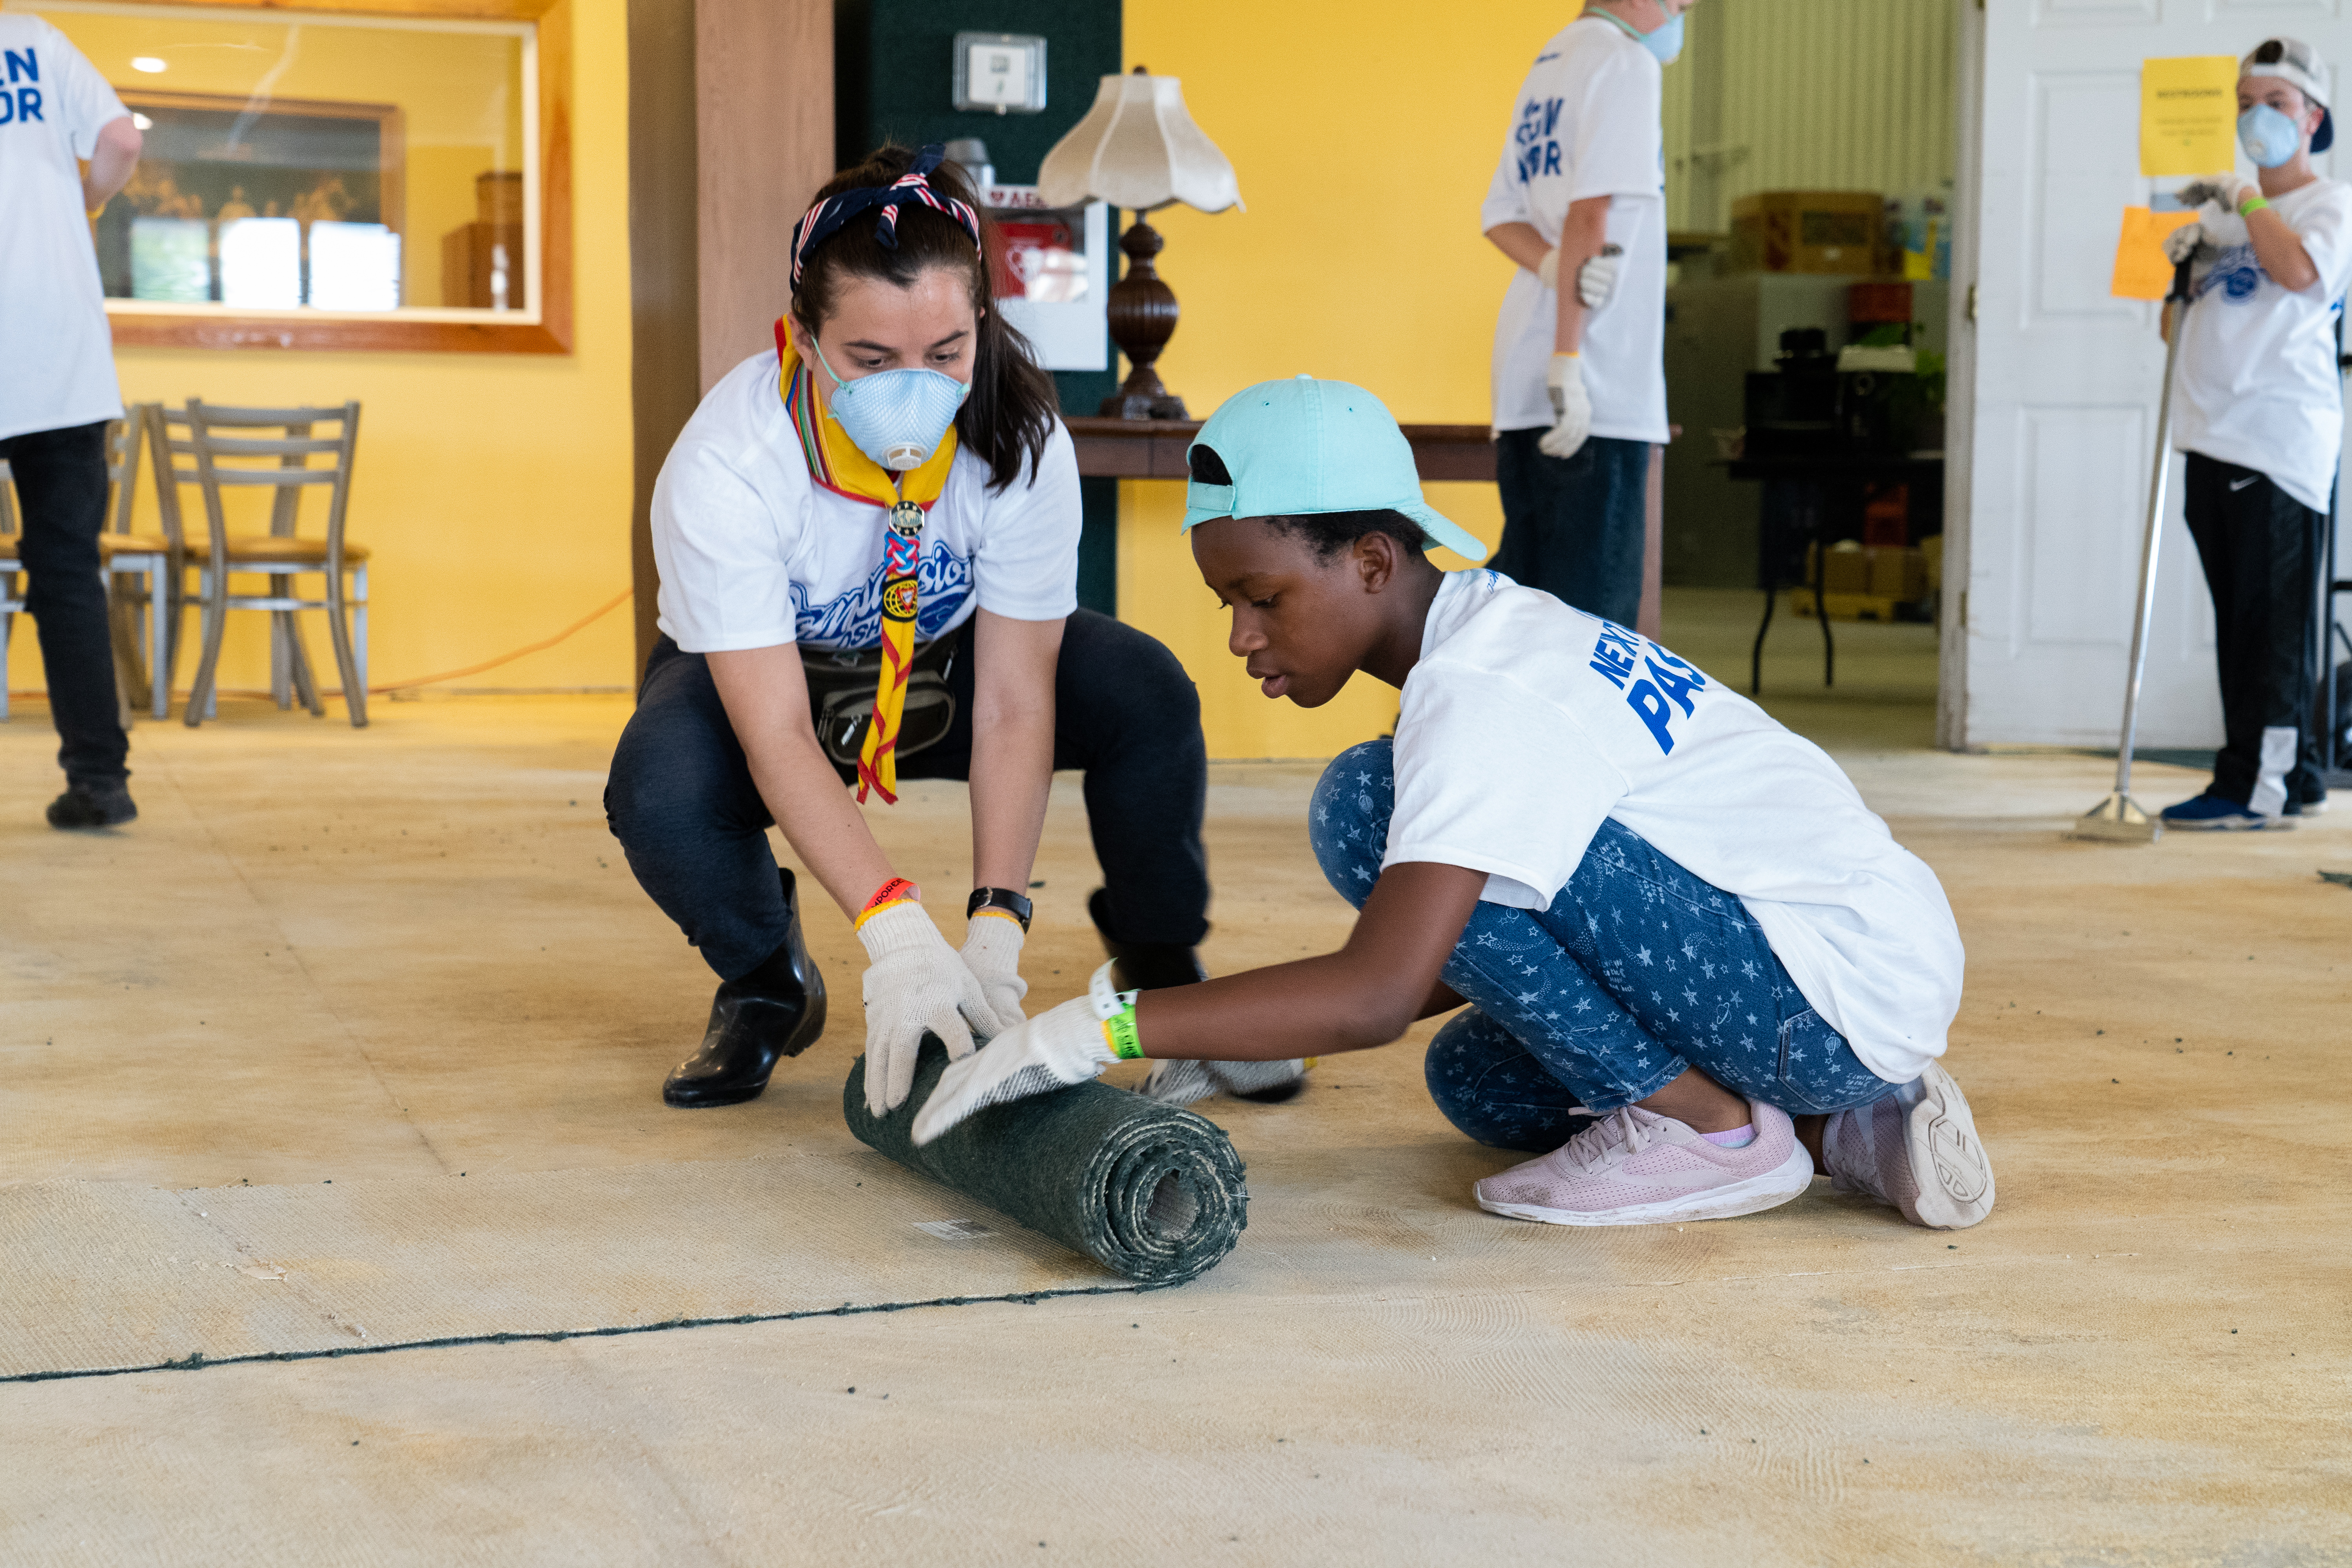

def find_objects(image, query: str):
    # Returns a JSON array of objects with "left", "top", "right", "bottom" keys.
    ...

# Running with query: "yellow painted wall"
[
  {"left": 1116, "top": 0, "right": 1574, "bottom": 757},
  {"left": 5, "top": 2, "right": 630, "bottom": 702}
]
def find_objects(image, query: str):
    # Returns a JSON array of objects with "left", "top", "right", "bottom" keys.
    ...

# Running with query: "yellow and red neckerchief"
[{"left": 776, "top": 321, "right": 955, "bottom": 805}]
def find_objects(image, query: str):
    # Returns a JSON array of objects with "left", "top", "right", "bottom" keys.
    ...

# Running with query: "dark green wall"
[{"left": 835, "top": 0, "right": 1123, "bottom": 614}]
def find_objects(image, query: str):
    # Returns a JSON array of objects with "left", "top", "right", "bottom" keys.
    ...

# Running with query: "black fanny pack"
[{"left": 799, "top": 630, "right": 963, "bottom": 769}]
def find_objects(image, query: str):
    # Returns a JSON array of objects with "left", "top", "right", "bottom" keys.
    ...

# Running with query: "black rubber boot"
[
  {"left": 47, "top": 780, "right": 136, "bottom": 829},
  {"left": 1087, "top": 887, "right": 1207, "bottom": 989},
  {"left": 663, "top": 867, "right": 828, "bottom": 1108},
  {"left": 1088, "top": 888, "right": 1306, "bottom": 1105}
]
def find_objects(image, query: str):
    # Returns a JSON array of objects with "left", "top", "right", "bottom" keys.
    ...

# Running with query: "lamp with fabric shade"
[{"left": 1039, "top": 67, "right": 1243, "bottom": 419}]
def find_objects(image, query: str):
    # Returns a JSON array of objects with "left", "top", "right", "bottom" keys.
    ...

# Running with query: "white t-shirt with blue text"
[
  {"left": 2171, "top": 176, "right": 2352, "bottom": 513},
  {"left": 652, "top": 350, "right": 1081, "bottom": 653},
  {"left": 1479, "top": 15, "right": 1670, "bottom": 443},
  {"left": 0, "top": 15, "right": 127, "bottom": 443},
  {"left": 1382, "top": 570, "right": 1963, "bottom": 1085}
]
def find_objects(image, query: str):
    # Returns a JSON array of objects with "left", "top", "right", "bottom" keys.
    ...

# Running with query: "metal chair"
[
  {"left": 99, "top": 407, "right": 174, "bottom": 719},
  {"left": 0, "top": 459, "right": 20, "bottom": 720},
  {"left": 150, "top": 400, "right": 369, "bottom": 728},
  {"left": 0, "top": 423, "right": 174, "bottom": 724}
]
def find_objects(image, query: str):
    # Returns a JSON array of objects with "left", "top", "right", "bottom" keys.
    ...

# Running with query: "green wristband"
[
  {"left": 1102, "top": 1000, "right": 1144, "bottom": 1061},
  {"left": 1087, "top": 961, "right": 1145, "bottom": 1060},
  {"left": 2239, "top": 195, "right": 2270, "bottom": 216}
]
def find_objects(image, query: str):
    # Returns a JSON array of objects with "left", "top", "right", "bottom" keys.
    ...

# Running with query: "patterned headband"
[{"left": 789, "top": 143, "right": 984, "bottom": 289}]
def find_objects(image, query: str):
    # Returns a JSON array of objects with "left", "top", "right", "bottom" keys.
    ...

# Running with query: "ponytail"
[{"left": 789, "top": 145, "right": 1060, "bottom": 494}]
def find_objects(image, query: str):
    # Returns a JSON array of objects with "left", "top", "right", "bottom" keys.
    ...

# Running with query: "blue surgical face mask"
[
  {"left": 1640, "top": 11, "right": 1685, "bottom": 65},
  {"left": 1597, "top": 5, "right": 1686, "bottom": 65},
  {"left": 2239, "top": 102, "right": 2302, "bottom": 168},
  {"left": 809, "top": 338, "right": 971, "bottom": 472}
]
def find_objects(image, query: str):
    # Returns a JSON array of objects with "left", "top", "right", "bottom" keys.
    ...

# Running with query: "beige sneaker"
[{"left": 1821, "top": 1062, "right": 1994, "bottom": 1230}]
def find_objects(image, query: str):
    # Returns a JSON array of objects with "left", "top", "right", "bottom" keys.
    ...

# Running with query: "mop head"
[{"left": 2070, "top": 791, "right": 2162, "bottom": 843}]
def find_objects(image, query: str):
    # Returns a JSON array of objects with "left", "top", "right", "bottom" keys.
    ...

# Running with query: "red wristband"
[{"left": 855, "top": 876, "right": 920, "bottom": 930}]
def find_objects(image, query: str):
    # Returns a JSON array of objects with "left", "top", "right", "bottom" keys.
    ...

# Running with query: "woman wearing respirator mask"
[
  {"left": 606, "top": 145, "right": 1284, "bottom": 1121},
  {"left": 2156, "top": 38, "right": 2352, "bottom": 830}
]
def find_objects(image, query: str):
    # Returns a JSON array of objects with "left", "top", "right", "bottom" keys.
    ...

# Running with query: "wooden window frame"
[{"left": 102, "top": 0, "right": 573, "bottom": 355}]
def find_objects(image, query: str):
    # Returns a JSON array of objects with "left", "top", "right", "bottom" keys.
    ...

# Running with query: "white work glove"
[
  {"left": 959, "top": 912, "right": 1029, "bottom": 1029},
  {"left": 2161, "top": 220, "right": 2208, "bottom": 267},
  {"left": 857, "top": 902, "right": 1007, "bottom": 1117},
  {"left": 1140, "top": 1057, "right": 1310, "bottom": 1107},
  {"left": 2178, "top": 172, "right": 2257, "bottom": 215},
  {"left": 1535, "top": 243, "right": 1623, "bottom": 309},
  {"left": 911, "top": 990, "right": 1117, "bottom": 1147},
  {"left": 1537, "top": 352, "right": 1593, "bottom": 461}
]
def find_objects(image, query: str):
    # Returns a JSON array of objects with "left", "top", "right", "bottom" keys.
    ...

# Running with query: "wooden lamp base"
[{"left": 1102, "top": 215, "right": 1189, "bottom": 420}]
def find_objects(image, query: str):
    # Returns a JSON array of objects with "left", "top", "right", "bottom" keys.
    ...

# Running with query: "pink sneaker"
[
  {"left": 1474, "top": 1099, "right": 1813, "bottom": 1227},
  {"left": 1821, "top": 1062, "right": 1994, "bottom": 1230}
]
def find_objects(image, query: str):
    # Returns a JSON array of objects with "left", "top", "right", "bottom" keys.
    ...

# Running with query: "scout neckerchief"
[
  {"left": 775, "top": 321, "right": 955, "bottom": 806},
  {"left": 779, "top": 144, "right": 983, "bottom": 805}
]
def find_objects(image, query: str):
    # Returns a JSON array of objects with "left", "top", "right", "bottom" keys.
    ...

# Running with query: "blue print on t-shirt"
[
  {"left": 1512, "top": 95, "right": 1563, "bottom": 183},
  {"left": 1584, "top": 619, "right": 1710, "bottom": 754},
  {"left": 791, "top": 539, "right": 972, "bottom": 650},
  {"left": 2196, "top": 244, "right": 2266, "bottom": 304},
  {"left": 0, "top": 46, "right": 41, "bottom": 124}
]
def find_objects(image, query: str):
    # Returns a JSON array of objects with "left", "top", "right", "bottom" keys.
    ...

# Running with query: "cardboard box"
[
  {"left": 1867, "top": 544, "right": 1927, "bottom": 600},
  {"left": 1729, "top": 191, "right": 1885, "bottom": 275},
  {"left": 1819, "top": 542, "right": 1871, "bottom": 595},
  {"left": 1810, "top": 542, "right": 1927, "bottom": 601}
]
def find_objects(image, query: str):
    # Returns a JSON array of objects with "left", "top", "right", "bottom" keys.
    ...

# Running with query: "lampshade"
[{"left": 1037, "top": 71, "right": 1243, "bottom": 215}]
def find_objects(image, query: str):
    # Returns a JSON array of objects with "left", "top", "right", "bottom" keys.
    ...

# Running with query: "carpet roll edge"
[{"left": 843, "top": 1038, "right": 1248, "bottom": 1287}]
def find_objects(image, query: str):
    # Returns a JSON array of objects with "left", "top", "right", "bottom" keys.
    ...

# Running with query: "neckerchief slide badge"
[{"left": 858, "top": 499, "right": 926, "bottom": 804}]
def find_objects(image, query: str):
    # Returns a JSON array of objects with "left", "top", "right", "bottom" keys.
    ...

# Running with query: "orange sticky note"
[{"left": 2112, "top": 207, "right": 2200, "bottom": 299}]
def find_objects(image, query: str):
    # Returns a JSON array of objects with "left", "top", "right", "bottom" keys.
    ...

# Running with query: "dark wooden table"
[
  {"left": 1721, "top": 452, "right": 1945, "bottom": 696},
  {"left": 1066, "top": 417, "right": 1497, "bottom": 483}
]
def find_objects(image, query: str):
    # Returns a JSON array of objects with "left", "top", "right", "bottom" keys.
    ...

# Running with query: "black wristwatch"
[{"left": 967, "top": 886, "right": 1034, "bottom": 932}]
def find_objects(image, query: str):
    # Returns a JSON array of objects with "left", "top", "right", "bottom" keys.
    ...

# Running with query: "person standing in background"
[
  {"left": 2158, "top": 36, "right": 2352, "bottom": 830},
  {"left": 0, "top": 12, "right": 142, "bottom": 828},
  {"left": 1479, "top": 0, "right": 1689, "bottom": 627}
]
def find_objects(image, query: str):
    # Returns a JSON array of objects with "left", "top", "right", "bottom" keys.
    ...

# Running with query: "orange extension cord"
[{"left": 7, "top": 587, "right": 634, "bottom": 703}]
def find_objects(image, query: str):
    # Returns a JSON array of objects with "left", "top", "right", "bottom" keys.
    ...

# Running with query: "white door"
[{"left": 1948, "top": 0, "right": 2345, "bottom": 751}]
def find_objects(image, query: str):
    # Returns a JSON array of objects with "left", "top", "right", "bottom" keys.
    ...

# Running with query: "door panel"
[{"left": 2022, "top": 405, "right": 2145, "bottom": 646}]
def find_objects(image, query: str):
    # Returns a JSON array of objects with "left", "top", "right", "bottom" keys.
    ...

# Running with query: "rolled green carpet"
[{"left": 844, "top": 1036, "right": 1249, "bottom": 1287}]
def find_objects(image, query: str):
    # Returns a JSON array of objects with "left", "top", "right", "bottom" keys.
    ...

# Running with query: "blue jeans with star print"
[{"left": 1309, "top": 740, "right": 1898, "bottom": 1153}]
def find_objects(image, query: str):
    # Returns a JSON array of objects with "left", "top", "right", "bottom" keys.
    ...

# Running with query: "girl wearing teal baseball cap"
[{"left": 914, "top": 377, "right": 1993, "bottom": 1232}]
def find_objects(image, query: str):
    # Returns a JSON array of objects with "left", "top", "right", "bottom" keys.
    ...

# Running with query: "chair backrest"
[
  {"left": 147, "top": 400, "right": 362, "bottom": 566},
  {"left": 106, "top": 407, "right": 152, "bottom": 536}
]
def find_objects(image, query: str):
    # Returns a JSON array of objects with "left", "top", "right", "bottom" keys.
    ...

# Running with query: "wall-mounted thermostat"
[{"left": 953, "top": 32, "right": 1047, "bottom": 115}]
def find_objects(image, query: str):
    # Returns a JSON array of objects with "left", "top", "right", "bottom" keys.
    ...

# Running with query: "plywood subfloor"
[{"left": 1, "top": 676, "right": 2346, "bottom": 1564}]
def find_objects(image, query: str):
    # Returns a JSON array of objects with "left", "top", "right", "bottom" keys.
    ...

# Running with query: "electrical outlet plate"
[{"left": 953, "top": 32, "right": 1047, "bottom": 115}]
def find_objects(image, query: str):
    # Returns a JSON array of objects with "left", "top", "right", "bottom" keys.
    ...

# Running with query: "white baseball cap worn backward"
[{"left": 2243, "top": 36, "right": 2334, "bottom": 152}]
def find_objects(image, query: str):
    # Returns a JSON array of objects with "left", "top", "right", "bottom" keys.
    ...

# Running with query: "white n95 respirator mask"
[
  {"left": 2239, "top": 103, "right": 2303, "bottom": 168},
  {"left": 810, "top": 339, "right": 971, "bottom": 471}
]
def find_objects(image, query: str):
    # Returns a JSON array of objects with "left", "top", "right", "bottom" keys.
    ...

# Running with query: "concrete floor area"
[{"left": 3, "top": 597, "right": 2347, "bottom": 1564}]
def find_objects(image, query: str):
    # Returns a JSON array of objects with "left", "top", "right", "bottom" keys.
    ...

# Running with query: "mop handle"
[{"left": 2113, "top": 258, "right": 2196, "bottom": 798}]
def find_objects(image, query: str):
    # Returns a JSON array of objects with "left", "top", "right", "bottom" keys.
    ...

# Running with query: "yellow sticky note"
[
  {"left": 2141, "top": 55, "right": 2239, "bottom": 176},
  {"left": 2112, "top": 207, "right": 2200, "bottom": 299}
]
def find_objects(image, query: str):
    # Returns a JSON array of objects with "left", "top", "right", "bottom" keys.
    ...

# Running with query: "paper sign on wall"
[
  {"left": 2111, "top": 207, "right": 2201, "bottom": 299},
  {"left": 2141, "top": 56, "right": 2239, "bottom": 176}
]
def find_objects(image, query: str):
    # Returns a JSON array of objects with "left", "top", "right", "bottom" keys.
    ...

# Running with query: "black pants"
[
  {"left": 2183, "top": 454, "right": 2326, "bottom": 811},
  {"left": 604, "top": 609, "right": 1210, "bottom": 981},
  {"left": 0, "top": 421, "right": 128, "bottom": 787},
  {"left": 1492, "top": 429, "right": 1651, "bottom": 626}
]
